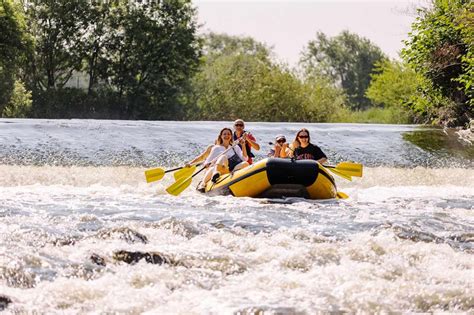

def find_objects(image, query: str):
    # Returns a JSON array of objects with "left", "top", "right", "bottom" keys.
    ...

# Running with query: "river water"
[{"left": 0, "top": 119, "right": 473, "bottom": 313}]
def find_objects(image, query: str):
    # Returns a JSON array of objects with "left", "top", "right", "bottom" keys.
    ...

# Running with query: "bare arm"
[
  {"left": 245, "top": 133, "right": 260, "bottom": 151},
  {"left": 187, "top": 145, "right": 213, "bottom": 166}
]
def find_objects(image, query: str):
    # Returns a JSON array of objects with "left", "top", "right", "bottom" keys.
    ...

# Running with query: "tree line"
[{"left": 0, "top": 0, "right": 472, "bottom": 126}]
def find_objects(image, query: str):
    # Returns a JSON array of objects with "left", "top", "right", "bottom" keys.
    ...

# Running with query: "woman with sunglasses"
[
  {"left": 233, "top": 119, "right": 260, "bottom": 164},
  {"left": 194, "top": 128, "right": 249, "bottom": 191},
  {"left": 289, "top": 128, "right": 327, "bottom": 164}
]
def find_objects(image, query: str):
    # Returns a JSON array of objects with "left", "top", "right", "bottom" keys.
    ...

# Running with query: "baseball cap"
[{"left": 275, "top": 134, "right": 286, "bottom": 141}]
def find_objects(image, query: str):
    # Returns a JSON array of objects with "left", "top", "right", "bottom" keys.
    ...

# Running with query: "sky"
[{"left": 194, "top": 0, "right": 422, "bottom": 66}]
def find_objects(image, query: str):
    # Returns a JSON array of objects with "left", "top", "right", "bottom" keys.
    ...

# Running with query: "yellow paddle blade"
[
  {"left": 173, "top": 165, "right": 196, "bottom": 181},
  {"left": 336, "top": 191, "right": 349, "bottom": 199},
  {"left": 336, "top": 162, "right": 363, "bottom": 177},
  {"left": 327, "top": 167, "right": 352, "bottom": 181},
  {"left": 166, "top": 176, "right": 193, "bottom": 196},
  {"left": 144, "top": 167, "right": 165, "bottom": 183}
]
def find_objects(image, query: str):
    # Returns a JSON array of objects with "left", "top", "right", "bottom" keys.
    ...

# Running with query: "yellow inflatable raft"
[{"left": 204, "top": 158, "right": 338, "bottom": 199}]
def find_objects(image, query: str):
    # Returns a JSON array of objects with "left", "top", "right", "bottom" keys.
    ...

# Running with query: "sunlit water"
[{"left": 0, "top": 119, "right": 473, "bottom": 313}]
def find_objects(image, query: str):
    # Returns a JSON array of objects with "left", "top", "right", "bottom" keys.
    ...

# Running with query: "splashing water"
[{"left": 0, "top": 119, "right": 473, "bottom": 313}]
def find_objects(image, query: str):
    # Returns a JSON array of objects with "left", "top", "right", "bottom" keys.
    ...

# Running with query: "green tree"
[
  {"left": 103, "top": 0, "right": 201, "bottom": 119},
  {"left": 300, "top": 30, "right": 387, "bottom": 110},
  {"left": 2, "top": 79, "right": 32, "bottom": 118},
  {"left": 0, "top": 0, "right": 29, "bottom": 113},
  {"left": 202, "top": 32, "right": 272, "bottom": 63},
  {"left": 25, "top": 0, "right": 90, "bottom": 90},
  {"left": 402, "top": 0, "right": 473, "bottom": 126},
  {"left": 192, "top": 50, "right": 345, "bottom": 122},
  {"left": 80, "top": 4, "right": 111, "bottom": 95}
]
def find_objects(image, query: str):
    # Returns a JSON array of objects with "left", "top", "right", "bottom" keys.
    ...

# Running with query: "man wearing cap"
[
  {"left": 269, "top": 134, "right": 290, "bottom": 158},
  {"left": 233, "top": 119, "right": 260, "bottom": 164}
]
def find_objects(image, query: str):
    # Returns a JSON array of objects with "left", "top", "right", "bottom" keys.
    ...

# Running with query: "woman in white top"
[{"left": 187, "top": 128, "right": 249, "bottom": 189}]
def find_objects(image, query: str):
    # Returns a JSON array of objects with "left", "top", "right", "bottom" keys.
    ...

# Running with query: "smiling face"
[
  {"left": 234, "top": 122, "right": 244, "bottom": 132},
  {"left": 217, "top": 128, "right": 233, "bottom": 145},
  {"left": 295, "top": 129, "right": 311, "bottom": 147},
  {"left": 221, "top": 129, "right": 232, "bottom": 141}
]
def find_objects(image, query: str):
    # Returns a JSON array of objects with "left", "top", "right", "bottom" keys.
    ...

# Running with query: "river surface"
[{"left": 0, "top": 119, "right": 473, "bottom": 313}]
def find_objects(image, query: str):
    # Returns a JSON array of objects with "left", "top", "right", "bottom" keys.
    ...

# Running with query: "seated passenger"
[
  {"left": 289, "top": 128, "right": 327, "bottom": 164},
  {"left": 268, "top": 134, "right": 291, "bottom": 158},
  {"left": 194, "top": 128, "right": 248, "bottom": 191},
  {"left": 233, "top": 119, "right": 260, "bottom": 164}
]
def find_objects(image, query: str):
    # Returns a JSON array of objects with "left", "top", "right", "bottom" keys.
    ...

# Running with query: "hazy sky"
[{"left": 194, "top": 0, "right": 420, "bottom": 66}]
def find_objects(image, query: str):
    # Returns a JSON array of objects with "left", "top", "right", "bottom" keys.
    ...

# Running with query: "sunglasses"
[
  {"left": 298, "top": 135, "right": 309, "bottom": 139},
  {"left": 234, "top": 124, "right": 244, "bottom": 127},
  {"left": 277, "top": 139, "right": 286, "bottom": 143}
]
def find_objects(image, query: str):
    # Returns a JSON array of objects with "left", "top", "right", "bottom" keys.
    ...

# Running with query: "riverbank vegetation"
[{"left": 0, "top": 0, "right": 472, "bottom": 126}]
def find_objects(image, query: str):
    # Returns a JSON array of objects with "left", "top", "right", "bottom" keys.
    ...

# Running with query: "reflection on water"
[{"left": 403, "top": 126, "right": 474, "bottom": 162}]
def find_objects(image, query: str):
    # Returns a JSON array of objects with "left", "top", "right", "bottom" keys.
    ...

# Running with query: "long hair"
[
  {"left": 216, "top": 128, "right": 234, "bottom": 145},
  {"left": 293, "top": 128, "right": 311, "bottom": 146}
]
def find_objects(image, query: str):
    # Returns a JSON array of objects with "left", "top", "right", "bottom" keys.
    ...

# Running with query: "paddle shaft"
[
  {"left": 164, "top": 166, "right": 185, "bottom": 173},
  {"left": 165, "top": 133, "right": 248, "bottom": 196}
]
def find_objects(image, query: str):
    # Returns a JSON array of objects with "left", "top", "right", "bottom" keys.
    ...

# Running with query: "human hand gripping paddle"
[
  {"left": 144, "top": 163, "right": 201, "bottom": 183},
  {"left": 166, "top": 133, "right": 247, "bottom": 196}
]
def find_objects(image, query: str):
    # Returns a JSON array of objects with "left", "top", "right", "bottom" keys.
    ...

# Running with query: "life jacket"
[{"left": 233, "top": 131, "right": 255, "bottom": 162}]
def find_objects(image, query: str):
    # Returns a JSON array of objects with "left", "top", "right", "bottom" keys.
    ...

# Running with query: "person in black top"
[{"left": 289, "top": 128, "right": 327, "bottom": 164}]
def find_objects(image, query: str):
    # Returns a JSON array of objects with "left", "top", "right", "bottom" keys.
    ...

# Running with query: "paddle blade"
[
  {"left": 336, "top": 191, "right": 349, "bottom": 199},
  {"left": 173, "top": 165, "right": 196, "bottom": 181},
  {"left": 166, "top": 176, "right": 193, "bottom": 196},
  {"left": 336, "top": 162, "right": 363, "bottom": 177},
  {"left": 327, "top": 167, "right": 352, "bottom": 181},
  {"left": 144, "top": 168, "right": 165, "bottom": 183}
]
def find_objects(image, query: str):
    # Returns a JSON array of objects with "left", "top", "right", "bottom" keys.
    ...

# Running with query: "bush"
[{"left": 2, "top": 80, "right": 32, "bottom": 118}]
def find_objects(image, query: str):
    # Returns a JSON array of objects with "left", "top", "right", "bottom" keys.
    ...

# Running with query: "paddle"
[
  {"left": 324, "top": 161, "right": 363, "bottom": 180},
  {"left": 144, "top": 166, "right": 184, "bottom": 183},
  {"left": 144, "top": 163, "right": 201, "bottom": 183},
  {"left": 166, "top": 133, "right": 247, "bottom": 196},
  {"left": 336, "top": 191, "right": 349, "bottom": 199},
  {"left": 173, "top": 165, "right": 197, "bottom": 180},
  {"left": 165, "top": 166, "right": 208, "bottom": 196}
]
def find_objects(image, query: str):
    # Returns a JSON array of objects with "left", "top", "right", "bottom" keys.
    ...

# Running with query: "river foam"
[{"left": 1, "top": 120, "right": 473, "bottom": 313}]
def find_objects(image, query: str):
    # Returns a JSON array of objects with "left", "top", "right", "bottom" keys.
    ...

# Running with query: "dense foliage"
[
  {"left": 1, "top": 0, "right": 471, "bottom": 125},
  {"left": 402, "top": 0, "right": 473, "bottom": 126},
  {"left": 365, "top": 59, "right": 419, "bottom": 123},
  {"left": 0, "top": 0, "right": 30, "bottom": 115},
  {"left": 2, "top": 0, "right": 201, "bottom": 119},
  {"left": 191, "top": 33, "right": 346, "bottom": 122},
  {"left": 300, "top": 31, "right": 387, "bottom": 111}
]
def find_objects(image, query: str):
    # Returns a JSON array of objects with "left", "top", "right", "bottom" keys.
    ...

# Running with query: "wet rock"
[
  {"left": 97, "top": 227, "right": 148, "bottom": 244},
  {"left": 377, "top": 223, "right": 444, "bottom": 244},
  {"left": 113, "top": 250, "right": 174, "bottom": 265},
  {"left": 90, "top": 253, "right": 107, "bottom": 266},
  {"left": 448, "top": 233, "right": 474, "bottom": 243},
  {"left": 111, "top": 250, "right": 246, "bottom": 276},
  {"left": 52, "top": 235, "right": 78, "bottom": 246},
  {"left": 0, "top": 295, "right": 12, "bottom": 311},
  {"left": 393, "top": 226, "right": 443, "bottom": 243}
]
